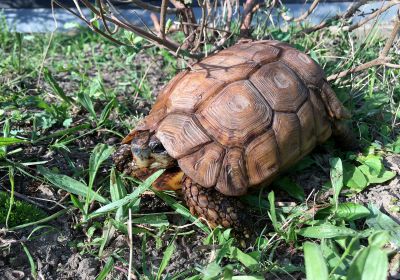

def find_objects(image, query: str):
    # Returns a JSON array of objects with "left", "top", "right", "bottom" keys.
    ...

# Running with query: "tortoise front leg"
[{"left": 182, "top": 177, "right": 249, "bottom": 229}]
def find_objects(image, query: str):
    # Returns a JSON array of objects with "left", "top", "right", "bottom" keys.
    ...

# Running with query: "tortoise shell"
[{"left": 128, "top": 40, "right": 334, "bottom": 196}]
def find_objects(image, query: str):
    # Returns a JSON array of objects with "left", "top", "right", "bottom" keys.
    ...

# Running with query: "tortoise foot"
[{"left": 182, "top": 176, "right": 251, "bottom": 231}]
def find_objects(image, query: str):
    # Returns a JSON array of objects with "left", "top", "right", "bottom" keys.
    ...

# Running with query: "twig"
[
  {"left": 280, "top": 0, "right": 320, "bottom": 22},
  {"left": 240, "top": 0, "right": 258, "bottom": 37},
  {"left": 55, "top": 0, "right": 203, "bottom": 58},
  {"left": 298, "top": 0, "right": 369, "bottom": 35},
  {"left": 327, "top": 11, "right": 400, "bottom": 81},
  {"left": 159, "top": 0, "right": 169, "bottom": 39},
  {"left": 0, "top": 186, "right": 51, "bottom": 211},
  {"left": 192, "top": 0, "right": 208, "bottom": 52},
  {"left": 113, "top": 0, "right": 177, "bottom": 14},
  {"left": 345, "top": 1, "right": 400, "bottom": 32}
]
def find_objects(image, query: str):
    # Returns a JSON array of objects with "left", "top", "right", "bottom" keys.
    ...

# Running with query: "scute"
[
  {"left": 156, "top": 113, "right": 211, "bottom": 159},
  {"left": 196, "top": 80, "right": 273, "bottom": 146},
  {"left": 297, "top": 99, "right": 317, "bottom": 155},
  {"left": 178, "top": 142, "right": 225, "bottom": 188},
  {"left": 192, "top": 54, "right": 257, "bottom": 83},
  {"left": 309, "top": 90, "right": 332, "bottom": 143},
  {"left": 245, "top": 130, "right": 280, "bottom": 185},
  {"left": 216, "top": 148, "right": 248, "bottom": 196},
  {"left": 278, "top": 46, "right": 325, "bottom": 87},
  {"left": 250, "top": 61, "right": 308, "bottom": 112},
  {"left": 273, "top": 112, "right": 301, "bottom": 169},
  {"left": 220, "top": 42, "right": 281, "bottom": 64},
  {"left": 167, "top": 71, "right": 224, "bottom": 113},
  {"left": 135, "top": 71, "right": 188, "bottom": 133}
]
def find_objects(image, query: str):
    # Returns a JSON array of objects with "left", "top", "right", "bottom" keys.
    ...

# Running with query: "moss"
[{"left": 0, "top": 191, "right": 47, "bottom": 228}]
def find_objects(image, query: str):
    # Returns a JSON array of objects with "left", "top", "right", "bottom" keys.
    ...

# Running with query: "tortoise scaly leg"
[{"left": 182, "top": 177, "right": 251, "bottom": 232}]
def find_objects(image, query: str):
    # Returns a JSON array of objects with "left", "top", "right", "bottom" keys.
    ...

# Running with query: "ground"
[{"left": 0, "top": 17, "right": 400, "bottom": 280}]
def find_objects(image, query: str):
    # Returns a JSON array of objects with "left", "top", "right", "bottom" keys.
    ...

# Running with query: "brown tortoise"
[{"left": 113, "top": 40, "right": 355, "bottom": 229}]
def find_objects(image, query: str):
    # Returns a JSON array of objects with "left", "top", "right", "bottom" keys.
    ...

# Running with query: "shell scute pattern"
[
  {"left": 155, "top": 114, "right": 211, "bottom": 159},
  {"left": 166, "top": 71, "right": 225, "bottom": 114},
  {"left": 220, "top": 42, "right": 281, "bottom": 64},
  {"left": 192, "top": 53, "right": 257, "bottom": 83},
  {"left": 149, "top": 41, "right": 331, "bottom": 196},
  {"left": 249, "top": 61, "right": 308, "bottom": 112},
  {"left": 196, "top": 80, "right": 273, "bottom": 146}
]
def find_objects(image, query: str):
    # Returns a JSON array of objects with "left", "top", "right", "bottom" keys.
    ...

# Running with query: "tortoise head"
[{"left": 112, "top": 130, "right": 183, "bottom": 190}]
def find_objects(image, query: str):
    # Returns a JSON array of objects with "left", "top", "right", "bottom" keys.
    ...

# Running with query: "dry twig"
[
  {"left": 327, "top": 11, "right": 400, "bottom": 81},
  {"left": 280, "top": 0, "right": 320, "bottom": 22}
]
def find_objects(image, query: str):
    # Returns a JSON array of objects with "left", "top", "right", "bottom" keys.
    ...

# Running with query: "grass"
[{"left": 0, "top": 11, "right": 400, "bottom": 280}]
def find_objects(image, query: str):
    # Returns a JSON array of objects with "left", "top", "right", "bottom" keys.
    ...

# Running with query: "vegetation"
[{"left": 0, "top": 2, "right": 400, "bottom": 279}]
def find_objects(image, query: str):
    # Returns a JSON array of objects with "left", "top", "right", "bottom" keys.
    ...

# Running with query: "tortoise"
[{"left": 113, "top": 40, "right": 355, "bottom": 229}]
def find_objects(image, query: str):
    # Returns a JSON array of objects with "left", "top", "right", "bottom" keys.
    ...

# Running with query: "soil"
[{"left": 1, "top": 48, "right": 399, "bottom": 280}]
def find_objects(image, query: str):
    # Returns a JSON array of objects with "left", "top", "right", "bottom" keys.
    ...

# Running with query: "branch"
[
  {"left": 327, "top": 11, "right": 400, "bottom": 81},
  {"left": 298, "top": 0, "right": 369, "bottom": 35},
  {"left": 159, "top": 0, "right": 169, "bottom": 39},
  {"left": 345, "top": 1, "right": 400, "bottom": 32},
  {"left": 240, "top": 0, "right": 258, "bottom": 38},
  {"left": 112, "top": 0, "right": 177, "bottom": 14},
  {"left": 280, "top": 0, "right": 320, "bottom": 22},
  {"left": 54, "top": 0, "right": 202, "bottom": 59}
]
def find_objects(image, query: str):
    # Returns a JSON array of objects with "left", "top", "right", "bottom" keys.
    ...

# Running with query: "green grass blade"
[
  {"left": 275, "top": 177, "right": 305, "bottom": 201},
  {"left": 21, "top": 243, "right": 37, "bottom": 279},
  {"left": 229, "top": 247, "right": 259, "bottom": 270},
  {"left": 330, "top": 157, "right": 343, "bottom": 210},
  {"left": 5, "top": 167, "right": 15, "bottom": 228},
  {"left": 88, "top": 144, "right": 114, "bottom": 190},
  {"left": 88, "top": 169, "right": 164, "bottom": 219},
  {"left": 77, "top": 91, "right": 97, "bottom": 119},
  {"left": 9, "top": 207, "right": 70, "bottom": 231},
  {"left": 37, "top": 166, "right": 109, "bottom": 204},
  {"left": 0, "top": 137, "right": 27, "bottom": 146},
  {"left": 157, "top": 240, "right": 176, "bottom": 280},
  {"left": 267, "top": 191, "right": 279, "bottom": 232},
  {"left": 303, "top": 242, "right": 328, "bottom": 280},
  {"left": 43, "top": 67, "right": 74, "bottom": 105},
  {"left": 96, "top": 257, "right": 114, "bottom": 280},
  {"left": 154, "top": 190, "right": 211, "bottom": 234},
  {"left": 99, "top": 98, "right": 115, "bottom": 125},
  {"left": 366, "top": 204, "right": 400, "bottom": 248},
  {"left": 110, "top": 167, "right": 127, "bottom": 202},
  {"left": 85, "top": 144, "right": 114, "bottom": 213}
]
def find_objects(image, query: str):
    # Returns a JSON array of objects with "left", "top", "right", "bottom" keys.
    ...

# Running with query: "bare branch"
[
  {"left": 345, "top": 1, "right": 400, "bottom": 32},
  {"left": 280, "top": 0, "right": 320, "bottom": 22},
  {"left": 327, "top": 11, "right": 400, "bottom": 81},
  {"left": 113, "top": 0, "right": 177, "bottom": 14},
  {"left": 380, "top": 11, "right": 400, "bottom": 58},
  {"left": 159, "top": 0, "right": 169, "bottom": 39},
  {"left": 54, "top": 0, "right": 204, "bottom": 58},
  {"left": 240, "top": 0, "right": 258, "bottom": 38},
  {"left": 298, "top": 0, "right": 369, "bottom": 35}
]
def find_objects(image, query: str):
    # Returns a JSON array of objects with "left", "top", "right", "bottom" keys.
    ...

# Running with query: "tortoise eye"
[{"left": 149, "top": 141, "right": 165, "bottom": 153}]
